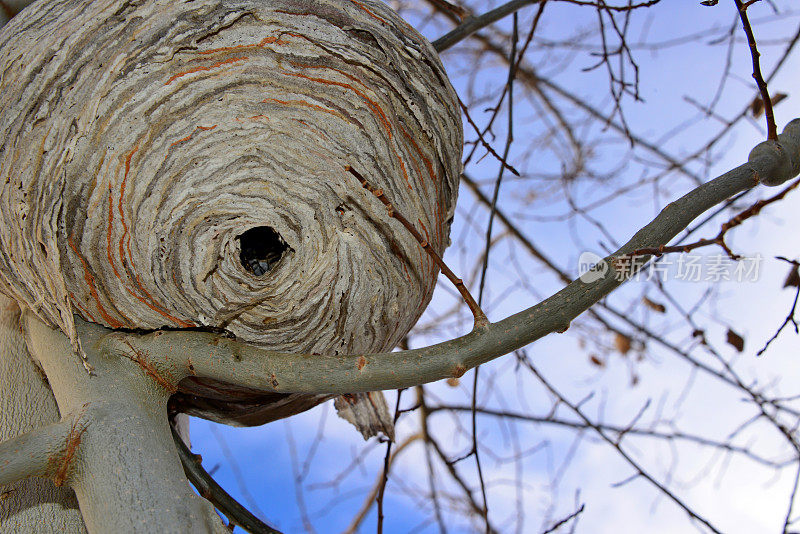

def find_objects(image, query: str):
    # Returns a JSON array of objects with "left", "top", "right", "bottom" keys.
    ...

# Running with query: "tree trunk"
[
  {"left": 0, "top": 295, "right": 86, "bottom": 533},
  {"left": 21, "top": 311, "right": 229, "bottom": 533}
]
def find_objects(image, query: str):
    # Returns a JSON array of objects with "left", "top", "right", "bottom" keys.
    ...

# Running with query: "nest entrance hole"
[{"left": 237, "top": 226, "right": 289, "bottom": 276}]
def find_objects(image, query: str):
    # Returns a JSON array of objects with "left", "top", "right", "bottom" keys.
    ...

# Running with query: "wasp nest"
[{"left": 0, "top": 0, "right": 462, "bottom": 362}]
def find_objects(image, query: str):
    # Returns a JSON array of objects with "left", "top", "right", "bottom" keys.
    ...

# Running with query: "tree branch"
[
  {"left": 170, "top": 423, "right": 283, "bottom": 534},
  {"left": 0, "top": 416, "right": 79, "bottom": 487},
  {"left": 734, "top": 0, "right": 778, "bottom": 140},
  {"left": 433, "top": 0, "right": 542, "bottom": 52},
  {"left": 96, "top": 119, "right": 800, "bottom": 396}
]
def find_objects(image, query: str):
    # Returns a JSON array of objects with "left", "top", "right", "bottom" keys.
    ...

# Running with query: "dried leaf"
[
  {"left": 446, "top": 377, "right": 460, "bottom": 387},
  {"left": 751, "top": 92, "right": 789, "bottom": 117},
  {"left": 614, "top": 333, "right": 632, "bottom": 355},
  {"left": 642, "top": 296, "right": 666, "bottom": 313},
  {"left": 726, "top": 329, "right": 745, "bottom": 352},
  {"left": 589, "top": 354, "right": 605, "bottom": 367},
  {"left": 630, "top": 374, "right": 639, "bottom": 387},
  {"left": 783, "top": 266, "right": 800, "bottom": 288},
  {"left": 751, "top": 96, "right": 764, "bottom": 117},
  {"left": 773, "top": 92, "right": 789, "bottom": 106},
  {"left": 700, "top": 0, "right": 719, "bottom": 5}
]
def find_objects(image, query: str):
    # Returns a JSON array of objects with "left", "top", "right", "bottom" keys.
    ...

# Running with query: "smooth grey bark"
[
  {"left": 21, "top": 311, "right": 228, "bottom": 534},
  {"left": 0, "top": 295, "right": 86, "bottom": 533},
  {"left": 0, "top": 416, "right": 75, "bottom": 487}
]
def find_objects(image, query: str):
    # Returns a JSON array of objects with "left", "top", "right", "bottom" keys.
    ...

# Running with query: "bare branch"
[
  {"left": 734, "top": 0, "right": 778, "bottom": 139},
  {"left": 100, "top": 119, "right": 800, "bottom": 395},
  {"left": 0, "top": 415, "right": 80, "bottom": 487},
  {"left": 758, "top": 256, "right": 800, "bottom": 356},
  {"left": 624, "top": 177, "right": 800, "bottom": 259},
  {"left": 521, "top": 355, "right": 722, "bottom": 533},
  {"left": 433, "top": 0, "right": 542, "bottom": 52}
]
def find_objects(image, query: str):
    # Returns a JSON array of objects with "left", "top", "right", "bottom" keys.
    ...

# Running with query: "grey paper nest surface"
[{"left": 0, "top": 0, "right": 462, "bottom": 365}]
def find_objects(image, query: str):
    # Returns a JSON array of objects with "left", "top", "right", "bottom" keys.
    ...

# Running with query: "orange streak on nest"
[
  {"left": 399, "top": 124, "right": 443, "bottom": 248},
  {"left": 169, "top": 124, "right": 217, "bottom": 147},
  {"left": 348, "top": 0, "right": 388, "bottom": 24},
  {"left": 235, "top": 114, "right": 270, "bottom": 122},
  {"left": 116, "top": 146, "right": 195, "bottom": 328},
  {"left": 68, "top": 236, "right": 123, "bottom": 328},
  {"left": 103, "top": 147, "right": 129, "bottom": 293},
  {"left": 165, "top": 57, "right": 248, "bottom": 85},
  {"left": 287, "top": 61, "right": 363, "bottom": 83},
  {"left": 249, "top": 114, "right": 268, "bottom": 121},
  {"left": 391, "top": 145, "right": 412, "bottom": 190},
  {"left": 127, "top": 234, "right": 196, "bottom": 328},
  {"left": 198, "top": 35, "right": 291, "bottom": 56},
  {"left": 117, "top": 146, "right": 137, "bottom": 277},
  {"left": 399, "top": 125, "right": 437, "bottom": 188},
  {"left": 401, "top": 261, "right": 411, "bottom": 284},
  {"left": 288, "top": 119, "right": 334, "bottom": 145},
  {"left": 262, "top": 98, "right": 343, "bottom": 119},
  {"left": 69, "top": 292, "right": 97, "bottom": 324},
  {"left": 283, "top": 72, "right": 392, "bottom": 137},
  {"left": 107, "top": 187, "right": 120, "bottom": 280},
  {"left": 105, "top": 184, "right": 134, "bottom": 325}
]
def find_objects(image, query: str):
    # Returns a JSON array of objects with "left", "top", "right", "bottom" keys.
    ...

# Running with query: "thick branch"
[
  {"left": 101, "top": 119, "right": 800, "bottom": 395},
  {"left": 0, "top": 417, "right": 77, "bottom": 487}
]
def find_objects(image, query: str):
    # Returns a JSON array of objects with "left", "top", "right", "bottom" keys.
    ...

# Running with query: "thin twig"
[
  {"left": 758, "top": 256, "right": 800, "bottom": 356},
  {"left": 342, "top": 433, "right": 422, "bottom": 534},
  {"left": 782, "top": 463, "right": 800, "bottom": 534},
  {"left": 518, "top": 353, "right": 723, "bottom": 534},
  {"left": 345, "top": 165, "right": 489, "bottom": 329},
  {"left": 623, "top": 177, "right": 800, "bottom": 260},
  {"left": 376, "top": 389, "right": 403, "bottom": 534},
  {"left": 540, "top": 504, "right": 585, "bottom": 534},
  {"left": 433, "top": 0, "right": 541, "bottom": 52},
  {"left": 734, "top": 0, "right": 778, "bottom": 140},
  {"left": 416, "top": 387, "right": 447, "bottom": 534},
  {"left": 432, "top": 0, "right": 659, "bottom": 52},
  {"left": 459, "top": 99, "right": 521, "bottom": 177},
  {"left": 473, "top": 14, "right": 521, "bottom": 533}
]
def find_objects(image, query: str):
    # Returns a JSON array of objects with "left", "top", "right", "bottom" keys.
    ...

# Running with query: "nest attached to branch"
[{"left": 0, "top": 0, "right": 462, "bottom": 425}]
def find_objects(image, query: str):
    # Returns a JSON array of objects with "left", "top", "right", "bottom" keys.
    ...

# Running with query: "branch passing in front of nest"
[{"left": 345, "top": 165, "right": 489, "bottom": 329}]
